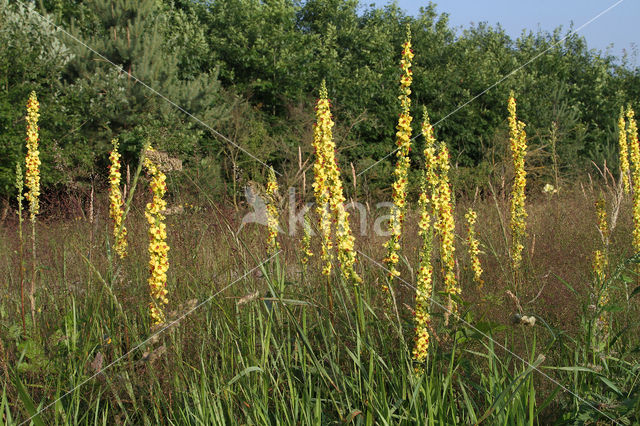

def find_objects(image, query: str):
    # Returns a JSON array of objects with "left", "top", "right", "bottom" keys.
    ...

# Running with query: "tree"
[
  {"left": 64, "top": 0, "right": 225, "bottom": 163},
  {"left": 0, "top": 0, "right": 73, "bottom": 205}
]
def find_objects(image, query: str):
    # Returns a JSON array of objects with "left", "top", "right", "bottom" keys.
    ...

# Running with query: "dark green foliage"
[
  {"left": 62, "top": 0, "right": 226, "bottom": 164},
  {"left": 0, "top": 0, "right": 639, "bottom": 200},
  {"left": 0, "top": 0, "right": 74, "bottom": 195}
]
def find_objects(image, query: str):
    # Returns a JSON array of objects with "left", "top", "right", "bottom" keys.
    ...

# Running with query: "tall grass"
[
  {"left": 1, "top": 179, "right": 639, "bottom": 424},
  {"left": 1, "top": 68, "right": 639, "bottom": 426}
]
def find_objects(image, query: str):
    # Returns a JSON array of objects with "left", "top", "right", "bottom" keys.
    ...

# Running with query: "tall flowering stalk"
[
  {"left": 593, "top": 195, "right": 610, "bottom": 341},
  {"left": 413, "top": 109, "right": 437, "bottom": 364},
  {"left": 265, "top": 166, "right": 280, "bottom": 254},
  {"left": 508, "top": 92, "right": 528, "bottom": 273},
  {"left": 595, "top": 196, "right": 609, "bottom": 248},
  {"left": 434, "top": 144, "right": 459, "bottom": 323},
  {"left": 312, "top": 82, "right": 335, "bottom": 277},
  {"left": 312, "top": 81, "right": 361, "bottom": 286},
  {"left": 592, "top": 250, "right": 607, "bottom": 283},
  {"left": 16, "top": 163, "right": 26, "bottom": 334},
  {"left": 109, "top": 139, "right": 128, "bottom": 258},
  {"left": 25, "top": 91, "right": 41, "bottom": 326},
  {"left": 25, "top": 92, "right": 41, "bottom": 222},
  {"left": 465, "top": 208, "right": 484, "bottom": 288},
  {"left": 144, "top": 148, "right": 170, "bottom": 325},
  {"left": 618, "top": 107, "right": 630, "bottom": 194},
  {"left": 384, "top": 26, "right": 414, "bottom": 286},
  {"left": 330, "top": 166, "right": 361, "bottom": 286},
  {"left": 592, "top": 249, "right": 609, "bottom": 339},
  {"left": 627, "top": 106, "right": 640, "bottom": 257}
]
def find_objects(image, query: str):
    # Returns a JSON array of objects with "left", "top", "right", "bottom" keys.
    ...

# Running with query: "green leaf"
[
  {"left": 226, "top": 366, "right": 263, "bottom": 387},
  {"left": 598, "top": 376, "right": 623, "bottom": 396},
  {"left": 12, "top": 374, "right": 46, "bottom": 426},
  {"left": 543, "top": 366, "right": 597, "bottom": 373}
]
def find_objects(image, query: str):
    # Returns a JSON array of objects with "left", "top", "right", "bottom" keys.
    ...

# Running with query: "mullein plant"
[
  {"left": 312, "top": 81, "right": 362, "bottom": 286},
  {"left": 626, "top": 106, "right": 640, "bottom": 259},
  {"left": 330, "top": 161, "right": 361, "bottom": 286},
  {"left": 413, "top": 109, "right": 438, "bottom": 365},
  {"left": 312, "top": 82, "right": 335, "bottom": 278},
  {"left": 508, "top": 92, "right": 528, "bottom": 275},
  {"left": 465, "top": 208, "right": 484, "bottom": 288},
  {"left": 15, "top": 163, "right": 26, "bottom": 334},
  {"left": 108, "top": 139, "right": 128, "bottom": 258},
  {"left": 618, "top": 107, "right": 630, "bottom": 194},
  {"left": 265, "top": 166, "right": 280, "bottom": 254},
  {"left": 593, "top": 195, "right": 610, "bottom": 343},
  {"left": 433, "top": 144, "right": 460, "bottom": 324},
  {"left": 25, "top": 91, "right": 41, "bottom": 326},
  {"left": 144, "top": 148, "right": 170, "bottom": 325},
  {"left": 384, "top": 26, "right": 414, "bottom": 289}
]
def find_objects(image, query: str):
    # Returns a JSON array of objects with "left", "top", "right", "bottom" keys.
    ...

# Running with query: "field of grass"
[
  {"left": 1, "top": 173, "right": 640, "bottom": 424},
  {"left": 1, "top": 24, "right": 639, "bottom": 425}
]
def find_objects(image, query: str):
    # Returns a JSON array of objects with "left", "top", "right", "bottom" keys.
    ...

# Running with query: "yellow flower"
[
  {"left": 465, "top": 208, "right": 484, "bottom": 288},
  {"left": 594, "top": 247, "right": 610, "bottom": 341},
  {"left": 266, "top": 166, "right": 280, "bottom": 254},
  {"left": 384, "top": 25, "right": 414, "bottom": 286},
  {"left": 311, "top": 80, "right": 361, "bottom": 285},
  {"left": 619, "top": 107, "right": 630, "bottom": 194},
  {"left": 592, "top": 248, "right": 609, "bottom": 337},
  {"left": 25, "top": 91, "right": 41, "bottom": 223},
  {"left": 109, "top": 139, "right": 128, "bottom": 258},
  {"left": 434, "top": 144, "right": 459, "bottom": 323},
  {"left": 592, "top": 195, "right": 609, "bottom": 279},
  {"left": 508, "top": 92, "right": 528, "bottom": 272},
  {"left": 595, "top": 195, "right": 609, "bottom": 246},
  {"left": 593, "top": 250, "right": 606, "bottom": 280},
  {"left": 144, "top": 147, "right": 170, "bottom": 325},
  {"left": 627, "top": 106, "right": 640, "bottom": 256},
  {"left": 413, "top": 108, "right": 437, "bottom": 365},
  {"left": 312, "top": 82, "right": 335, "bottom": 276}
]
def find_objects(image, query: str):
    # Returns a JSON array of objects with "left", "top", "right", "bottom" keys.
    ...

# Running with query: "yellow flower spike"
[
  {"left": 311, "top": 80, "right": 361, "bottom": 285},
  {"left": 433, "top": 144, "right": 459, "bottom": 323},
  {"left": 412, "top": 108, "right": 437, "bottom": 365},
  {"left": 626, "top": 106, "right": 640, "bottom": 257},
  {"left": 108, "top": 139, "right": 128, "bottom": 258},
  {"left": 508, "top": 91, "right": 528, "bottom": 272},
  {"left": 144, "top": 147, "right": 170, "bottom": 325},
  {"left": 595, "top": 195, "right": 609, "bottom": 247},
  {"left": 24, "top": 91, "right": 41, "bottom": 326},
  {"left": 592, "top": 248, "right": 607, "bottom": 289},
  {"left": 266, "top": 166, "right": 280, "bottom": 254},
  {"left": 593, "top": 194, "right": 609, "bottom": 282},
  {"left": 384, "top": 25, "right": 414, "bottom": 288},
  {"left": 618, "top": 107, "right": 630, "bottom": 194},
  {"left": 312, "top": 81, "right": 335, "bottom": 277},
  {"left": 592, "top": 248, "right": 609, "bottom": 339},
  {"left": 465, "top": 208, "right": 484, "bottom": 289},
  {"left": 25, "top": 91, "right": 41, "bottom": 223}
]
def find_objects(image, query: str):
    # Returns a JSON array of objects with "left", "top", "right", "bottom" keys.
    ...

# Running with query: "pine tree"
[{"left": 66, "top": 0, "right": 224, "bottom": 157}]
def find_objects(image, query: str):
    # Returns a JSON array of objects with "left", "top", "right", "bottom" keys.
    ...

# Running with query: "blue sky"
[{"left": 369, "top": 1, "right": 638, "bottom": 65}]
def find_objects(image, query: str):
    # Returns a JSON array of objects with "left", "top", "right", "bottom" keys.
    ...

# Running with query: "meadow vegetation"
[
  {"left": 1, "top": 0, "right": 640, "bottom": 425},
  {"left": 2, "top": 172, "right": 640, "bottom": 424}
]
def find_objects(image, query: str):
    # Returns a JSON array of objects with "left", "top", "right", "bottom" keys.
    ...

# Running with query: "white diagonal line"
[
  {"left": 14, "top": 0, "right": 280, "bottom": 175},
  {"left": 357, "top": 249, "right": 622, "bottom": 425},
  {"left": 357, "top": 0, "right": 625, "bottom": 178},
  {"left": 18, "top": 252, "right": 280, "bottom": 426}
]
